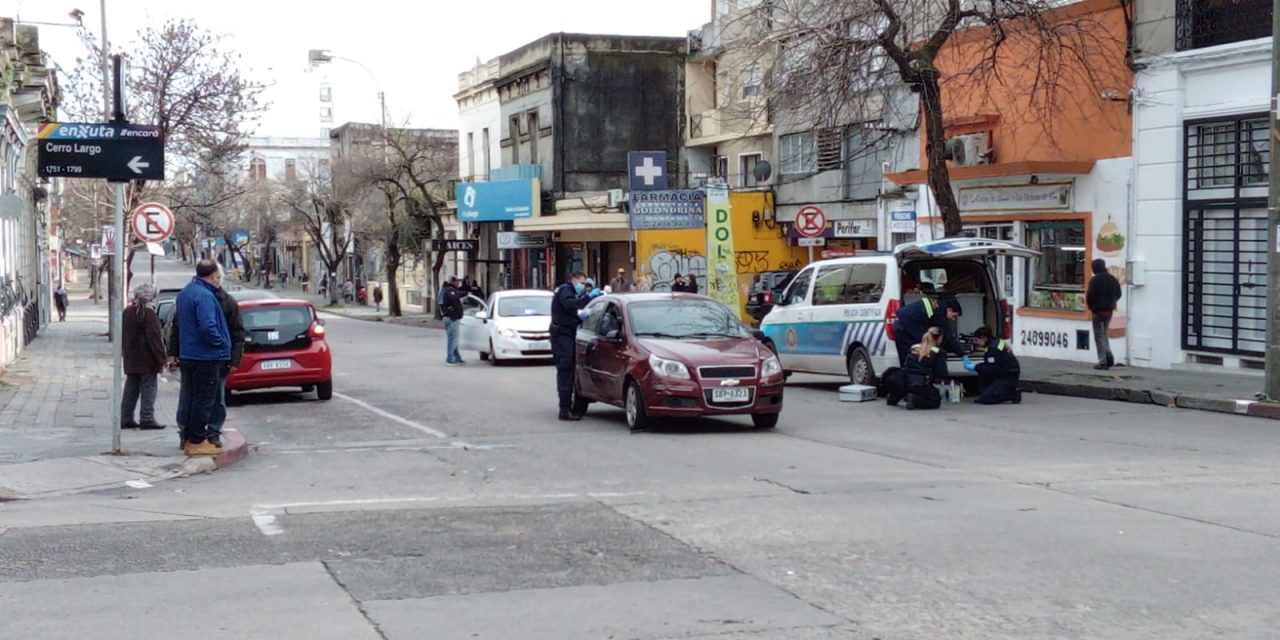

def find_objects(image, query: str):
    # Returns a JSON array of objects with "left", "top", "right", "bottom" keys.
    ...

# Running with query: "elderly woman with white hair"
[{"left": 121, "top": 282, "right": 167, "bottom": 430}]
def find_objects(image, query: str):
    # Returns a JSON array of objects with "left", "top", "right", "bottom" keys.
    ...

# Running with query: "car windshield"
[
  {"left": 629, "top": 300, "right": 749, "bottom": 339},
  {"left": 498, "top": 296, "right": 551, "bottom": 317}
]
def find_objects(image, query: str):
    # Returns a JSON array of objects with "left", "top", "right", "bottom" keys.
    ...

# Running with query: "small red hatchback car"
[
  {"left": 572, "top": 293, "right": 784, "bottom": 430},
  {"left": 225, "top": 299, "right": 332, "bottom": 403}
]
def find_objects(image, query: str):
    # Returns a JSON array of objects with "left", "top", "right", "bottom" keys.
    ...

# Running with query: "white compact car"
[{"left": 459, "top": 289, "right": 555, "bottom": 364}]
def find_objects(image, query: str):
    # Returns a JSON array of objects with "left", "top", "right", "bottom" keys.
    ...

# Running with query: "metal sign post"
[
  {"left": 1267, "top": 0, "right": 1280, "bottom": 400},
  {"left": 110, "top": 181, "right": 124, "bottom": 453}
]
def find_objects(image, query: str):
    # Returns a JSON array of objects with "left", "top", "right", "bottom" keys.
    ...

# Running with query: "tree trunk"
[
  {"left": 920, "top": 68, "right": 963, "bottom": 237},
  {"left": 262, "top": 237, "right": 274, "bottom": 288},
  {"left": 386, "top": 245, "right": 401, "bottom": 317}
]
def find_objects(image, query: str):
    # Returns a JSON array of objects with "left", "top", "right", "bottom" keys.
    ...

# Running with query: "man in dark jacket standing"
[
  {"left": 122, "top": 283, "right": 167, "bottom": 430},
  {"left": 173, "top": 260, "right": 232, "bottom": 456},
  {"left": 893, "top": 296, "right": 964, "bottom": 365},
  {"left": 441, "top": 276, "right": 466, "bottom": 365},
  {"left": 550, "top": 272, "right": 590, "bottom": 420},
  {"left": 1085, "top": 259, "right": 1122, "bottom": 370},
  {"left": 208, "top": 276, "right": 246, "bottom": 441}
]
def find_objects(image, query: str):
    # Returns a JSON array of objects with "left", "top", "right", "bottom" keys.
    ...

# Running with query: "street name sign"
[
  {"left": 432, "top": 239, "right": 479, "bottom": 253},
  {"left": 36, "top": 122, "right": 165, "bottom": 182}
]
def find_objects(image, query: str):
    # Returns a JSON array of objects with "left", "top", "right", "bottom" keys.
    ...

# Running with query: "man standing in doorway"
[
  {"left": 550, "top": 272, "right": 591, "bottom": 421},
  {"left": 173, "top": 259, "right": 231, "bottom": 456},
  {"left": 1086, "top": 258, "right": 1122, "bottom": 370},
  {"left": 441, "top": 276, "right": 466, "bottom": 365},
  {"left": 610, "top": 268, "right": 631, "bottom": 293}
]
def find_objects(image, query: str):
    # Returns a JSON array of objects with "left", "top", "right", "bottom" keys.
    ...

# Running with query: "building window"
[
  {"left": 509, "top": 115, "right": 521, "bottom": 164},
  {"left": 741, "top": 64, "right": 761, "bottom": 100},
  {"left": 319, "top": 107, "right": 333, "bottom": 123},
  {"left": 319, "top": 86, "right": 332, "bottom": 102},
  {"left": 285, "top": 158, "right": 297, "bottom": 182},
  {"left": 779, "top": 131, "right": 816, "bottom": 174},
  {"left": 713, "top": 155, "right": 729, "bottom": 179},
  {"left": 740, "top": 153, "right": 762, "bottom": 187},
  {"left": 527, "top": 111, "right": 539, "bottom": 164},
  {"left": 1186, "top": 116, "right": 1269, "bottom": 195},
  {"left": 481, "top": 128, "right": 491, "bottom": 176},
  {"left": 817, "top": 127, "right": 844, "bottom": 172},
  {"left": 249, "top": 157, "right": 266, "bottom": 181},
  {"left": 1024, "top": 220, "right": 1087, "bottom": 312},
  {"left": 1175, "top": 0, "right": 1272, "bottom": 51},
  {"left": 467, "top": 132, "right": 475, "bottom": 178}
]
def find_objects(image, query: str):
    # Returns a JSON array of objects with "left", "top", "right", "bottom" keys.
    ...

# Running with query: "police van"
[{"left": 759, "top": 238, "right": 1038, "bottom": 385}]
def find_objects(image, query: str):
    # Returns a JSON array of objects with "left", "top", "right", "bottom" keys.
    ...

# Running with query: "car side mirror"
[
  {"left": 605, "top": 329, "right": 623, "bottom": 342},
  {"left": 476, "top": 311, "right": 489, "bottom": 321}
]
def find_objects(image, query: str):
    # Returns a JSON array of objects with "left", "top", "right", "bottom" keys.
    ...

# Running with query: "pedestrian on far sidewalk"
[
  {"left": 1086, "top": 258, "right": 1122, "bottom": 370},
  {"left": 122, "top": 283, "right": 167, "bottom": 430},
  {"left": 441, "top": 276, "right": 466, "bottom": 365},
  {"left": 373, "top": 284, "right": 384, "bottom": 313},
  {"left": 172, "top": 259, "right": 232, "bottom": 457},
  {"left": 610, "top": 268, "right": 631, "bottom": 293},
  {"left": 54, "top": 284, "right": 68, "bottom": 321}
]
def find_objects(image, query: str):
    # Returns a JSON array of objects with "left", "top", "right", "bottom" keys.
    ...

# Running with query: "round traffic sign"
[
  {"left": 131, "top": 202, "right": 175, "bottom": 244},
  {"left": 795, "top": 205, "right": 826, "bottom": 238}
]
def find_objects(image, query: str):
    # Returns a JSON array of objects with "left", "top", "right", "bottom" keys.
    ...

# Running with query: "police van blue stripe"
[{"left": 764, "top": 320, "right": 886, "bottom": 357}]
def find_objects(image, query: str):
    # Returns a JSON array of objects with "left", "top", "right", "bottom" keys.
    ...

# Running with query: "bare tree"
[
  {"left": 341, "top": 128, "right": 457, "bottom": 316},
  {"left": 739, "top": 0, "right": 1128, "bottom": 235},
  {"left": 280, "top": 160, "right": 353, "bottom": 306},
  {"left": 62, "top": 18, "right": 265, "bottom": 270}
]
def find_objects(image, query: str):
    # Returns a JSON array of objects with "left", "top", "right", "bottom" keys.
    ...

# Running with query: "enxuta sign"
[{"left": 36, "top": 122, "right": 165, "bottom": 182}]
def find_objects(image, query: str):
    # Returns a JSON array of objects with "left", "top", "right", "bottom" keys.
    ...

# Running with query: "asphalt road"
[{"left": 2, "top": 258, "right": 1279, "bottom": 638}]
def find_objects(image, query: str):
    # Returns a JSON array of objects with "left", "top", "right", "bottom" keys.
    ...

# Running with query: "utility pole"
[
  {"left": 1268, "top": 0, "right": 1280, "bottom": 400},
  {"left": 109, "top": 54, "right": 127, "bottom": 454}
]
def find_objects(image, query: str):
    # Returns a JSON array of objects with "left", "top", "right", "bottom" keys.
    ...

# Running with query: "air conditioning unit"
[
  {"left": 945, "top": 133, "right": 992, "bottom": 167},
  {"left": 607, "top": 189, "right": 626, "bottom": 208}
]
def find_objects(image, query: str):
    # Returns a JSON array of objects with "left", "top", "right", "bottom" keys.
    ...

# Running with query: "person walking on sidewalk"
[
  {"left": 441, "top": 276, "right": 466, "bottom": 365},
  {"left": 173, "top": 260, "right": 231, "bottom": 456},
  {"left": 1086, "top": 259, "right": 1122, "bottom": 370},
  {"left": 54, "top": 285, "right": 68, "bottom": 322},
  {"left": 122, "top": 283, "right": 167, "bottom": 430},
  {"left": 373, "top": 284, "right": 384, "bottom": 313}
]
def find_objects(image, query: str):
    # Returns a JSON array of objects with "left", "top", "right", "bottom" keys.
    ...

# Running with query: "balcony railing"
[{"left": 1175, "top": 0, "right": 1272, "bottom": 51}]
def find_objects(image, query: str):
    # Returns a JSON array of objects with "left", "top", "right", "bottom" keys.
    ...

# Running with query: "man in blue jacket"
[
  {"left": 550, "top": 271, "right": 591, "bottom": 421},
  {"left": 893, "top": 296, "right": 964, "bottom": 365},
  {"left": 174, "top": 259, "right": 232, "bottom": 456}
]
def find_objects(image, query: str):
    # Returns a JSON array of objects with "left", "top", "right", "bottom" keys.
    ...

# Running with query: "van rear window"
[{"left": 813, "top": 264, "right": 886, "bottom": 305}]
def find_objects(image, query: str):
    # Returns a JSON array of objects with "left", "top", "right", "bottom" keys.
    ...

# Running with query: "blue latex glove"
[
  {"left": 589, "top": 289, "right": 604, "bottom": 298},
  {"left": 962, "top": 356, "right": 976, "bottom": 373}
]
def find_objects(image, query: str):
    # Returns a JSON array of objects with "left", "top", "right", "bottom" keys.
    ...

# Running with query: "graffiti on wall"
[
  {"left": 644, "top": 249, "right": 707, "bottom": 293},
  {"left": 734, "top": 250, "right": 803, "bottom": 275}
]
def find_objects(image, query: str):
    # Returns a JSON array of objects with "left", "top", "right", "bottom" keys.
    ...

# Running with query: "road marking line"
[
  {"left": 334, "top": 392, "right": 450, "bottom": 439},
  {"left": 250, "top": 509, "right": 284, "bottom": 536},
  {"left": 253, "top": 491, "right": 649, "bottom": 512}
]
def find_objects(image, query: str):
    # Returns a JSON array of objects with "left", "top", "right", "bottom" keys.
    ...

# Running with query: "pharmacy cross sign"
[
  {"left": 130, "top": 202, "right": 175, "bottom": 243},
  {"left": 627, "top": 151, "right": 668, "bottom": 192}
]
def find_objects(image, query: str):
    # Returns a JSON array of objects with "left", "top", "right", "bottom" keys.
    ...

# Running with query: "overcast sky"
[{"left": 7, "top": 0, "right": 710, "bottom": 137}]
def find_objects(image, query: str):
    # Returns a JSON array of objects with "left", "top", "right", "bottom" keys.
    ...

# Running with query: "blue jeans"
[
  {"left": 444, "top": 317, "right": 462, "bottom": 363},
  {"left": 177, "top": 360, "right": 223, "bottom": 444},
  {"left": 207, "top": 372, "right": 227, "bottom": 436}
]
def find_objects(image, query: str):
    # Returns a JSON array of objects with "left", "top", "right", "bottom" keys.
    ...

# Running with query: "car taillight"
[
  {"left": 309, "top": 321, "right": 326, "bottom": 340},
  {"left": 762, "top": 291, "right": 773, "bottom": 305},
  {"left": 885, "top": 299, "right": 900, "bottom": 340},
  {"left": 1001, "top": 299, "right": 1013, "bottom": 340}
]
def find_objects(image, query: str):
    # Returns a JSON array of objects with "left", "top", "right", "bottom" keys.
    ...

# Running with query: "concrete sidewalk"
[
  {"left": 0, "top": 274, "right": 246, "bottom": 500},
  {"left": 1020, "top": 356, "right": 1279, "bottom": 420}
]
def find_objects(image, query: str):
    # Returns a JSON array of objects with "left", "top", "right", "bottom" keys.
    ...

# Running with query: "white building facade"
[{"left": 1128, "top": 0, "right": 1271, "bottom": 369}]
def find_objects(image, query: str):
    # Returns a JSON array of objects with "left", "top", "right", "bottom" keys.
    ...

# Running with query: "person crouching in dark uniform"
[
  {"left": 550, "top": 271, "right": 591, "bottom": 421},
  {"left": 885, "top": 327, "right": 948, "bottom": 410},
  {"left": 965, "top": 326, "right": 1022, "bottom": 405},
  {"left": 893, "top": 296, "right": 964, "bottom": 366}
]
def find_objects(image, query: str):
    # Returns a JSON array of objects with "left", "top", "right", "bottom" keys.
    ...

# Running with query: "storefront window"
[{"left": 1025, "top": 221, "right": 1086, "bottom": 311}]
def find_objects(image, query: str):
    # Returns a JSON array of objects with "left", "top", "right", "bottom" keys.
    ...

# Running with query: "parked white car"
[{"left": 459, "top": 289, "right": 555, "bottom": 364}]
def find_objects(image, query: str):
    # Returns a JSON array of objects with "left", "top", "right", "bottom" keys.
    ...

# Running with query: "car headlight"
[
  {"left": 649, "top": 354, "right": 691, "bottom": 380},
  {"left": 762, "top": 355, "right": 782, "bottom": 378},
  {"left": 499, "top": 327, "right": 518, "bottom": 339}
]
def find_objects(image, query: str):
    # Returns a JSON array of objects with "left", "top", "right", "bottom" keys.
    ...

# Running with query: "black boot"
[{"left": 558, "top": 411, "right": 581, "bottom": 422}]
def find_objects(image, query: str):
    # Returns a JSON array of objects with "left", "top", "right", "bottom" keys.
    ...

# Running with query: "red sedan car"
[
  {"left": 573, "top": 293, "right": 784, "bottom": 430},
  {"left": 226, "top": 299, "right": 332, "bottom": 403}
]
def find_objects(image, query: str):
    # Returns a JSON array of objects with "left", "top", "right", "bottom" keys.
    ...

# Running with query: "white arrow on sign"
[{"left": 127, "top": 156, "right": 150, "bottom": 174}]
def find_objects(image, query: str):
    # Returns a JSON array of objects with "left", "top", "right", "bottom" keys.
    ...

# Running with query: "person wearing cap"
[
  {"left": 610, "top": 268, "right": 631, "bottom": 293},
  {"left": 893, "top": 295, "right": 964, "bottom": 365},
  {"left": 964, "top": 326, "right": 1021, "bottom": 405}
]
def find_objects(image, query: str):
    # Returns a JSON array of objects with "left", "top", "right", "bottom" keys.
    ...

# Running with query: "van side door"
[{"left": 762, "top": 266, "right": 816, "bottom": 372}]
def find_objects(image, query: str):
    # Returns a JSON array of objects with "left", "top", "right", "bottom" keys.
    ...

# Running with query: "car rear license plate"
[
  {"left": 260, "top": 359, "right": 292, "bottom": 371},
  {"left": 711, "top": 387, "right": 751, "bottom": 403},
  {"left": 530, "top": 341, "right": 550, "bottom": 350}
]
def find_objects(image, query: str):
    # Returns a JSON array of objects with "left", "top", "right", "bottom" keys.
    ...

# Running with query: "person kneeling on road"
[
  {"left": 884, "top": 327, "right": 948, "bottom": 410},
  {"left": 964, "top": 327, "right": 1022, "bottom": 405}
]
